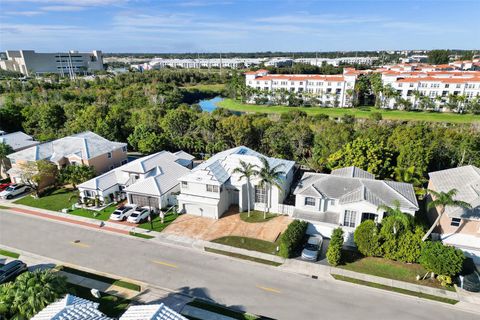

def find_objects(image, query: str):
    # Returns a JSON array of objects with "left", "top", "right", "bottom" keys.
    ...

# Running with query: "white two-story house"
[
  {"left": 293, "top": 166, "right": 419, "bottom": 244},
  {"left": 78, "top": 151, "right": 193, "bottom": 210},
  {"left": 177, "top": 146, "right": 295, "bottom": 219}
]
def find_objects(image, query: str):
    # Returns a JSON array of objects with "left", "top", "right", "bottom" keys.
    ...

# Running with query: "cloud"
[
  {"left": 255, "top": 14, "right": 386, "bottom": 25},
  {"left": 4, "top": 11, "right": 43, "bottom": 16},
  {"left": 41, "top": 5, "right": 86, "bottom": 11}
]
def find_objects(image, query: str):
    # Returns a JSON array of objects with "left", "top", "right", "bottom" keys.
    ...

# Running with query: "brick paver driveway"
[{"left": 163, "top": 207, "right": 291, "bottom": 242}]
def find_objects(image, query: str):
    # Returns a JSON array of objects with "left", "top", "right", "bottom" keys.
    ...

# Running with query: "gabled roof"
[
  {"left": 331, "top": 166, "right": 375, "bottom": 179},
  {"left": 180, "top": 146, "right": 295, "bottom": 185},
  {"left": 0, "top": 131, "right": 39, "bottom": 151},
  {"left": 120, "top": 304, "right": 187, "bottom": 320},
  {"left": 7, "top": 131, "right": 126, "bottom": 162},
  {"left": 121, "top": 151, "right": 178, "bottom": 174},
  {"left": 31, "top": 294, "right": 111, "bottom": 320},
  {"left": 428, "top": 165, "right": 480, "bottom": 220},
  {"left": 294, "top": 170, "right": 419, "bottom": 211}
]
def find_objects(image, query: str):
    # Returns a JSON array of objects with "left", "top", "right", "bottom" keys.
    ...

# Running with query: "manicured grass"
[
  {"left": 340, "top": 251, "right": 455, "bottom": 291},
  {"left": 68, "top": 205, "right": 117, "bottom": 221},
  {"left": 218, "top": 98, "right": 480, "bottom": 124},
  {"left": 186, "top": 299, "right": 262, "bottom": 320},
  {"left": 58, "top": 266, "right": 141, "bottom": 291},
  {"left": 14, "top": 187, "right": 78, "bottom": 211},
  {"left": 66, "top": 283, "right": 131, "bottom": 318},
  {"left": 0, "top": 248, "right": 20, "bottom": 258},
  {"left": 0, "top": 205, "right": 10, "bottom": 209},
  {"left": 129, "top": 231, "right": 155, "bottom": 239},
  {"left": 205, "top": 247, "right": 281, "bottom": 266},
  {"left": 212, "top": 236, "right": 279, "bottom": 255},
  {"left": 137, "top": 212, "right": 178, "bottom": 232},
  {"left": 239, "top": 210, "right": 277, "bottom": 223},
  {"left": 331, "top": 274, "right": 458, "bottom": 305}
]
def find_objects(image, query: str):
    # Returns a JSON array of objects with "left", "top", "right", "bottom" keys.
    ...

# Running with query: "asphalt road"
[{"left": 0, "top": 210, "right": 475, "bottom": 320}]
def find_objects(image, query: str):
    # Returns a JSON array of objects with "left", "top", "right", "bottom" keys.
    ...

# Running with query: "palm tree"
[
  {"left": 393, "top": 166, "right": 423, "bottom": 190},
  {"left": 422, "top": 188, "right": 472, "bottom": 241},
  {"left": 233, "top": 160, "right": 258, "bottom": 217},
  {"left": 412, "top": 90, "right": 422, "bottom": 110},
  {"left": 378, "top": 200, "right": 413, "bottom": 235},
  {"left": 257, "top": 156, "right": 285, "bottom": 219},
  {"left": 0, "top": 142, "right": 14, "bottom": 178}
]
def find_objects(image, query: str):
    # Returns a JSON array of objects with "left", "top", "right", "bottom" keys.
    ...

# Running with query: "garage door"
[
  {"left": 130, "top": 194, "right": 159, "bottom": 209},
  {"left": 183, "top": 203, "right": 217, "bottom": 219}
]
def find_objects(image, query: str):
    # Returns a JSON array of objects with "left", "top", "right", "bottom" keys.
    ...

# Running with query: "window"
[
  {"left": 451, "top": 218, "right": 461, "bottom": 227},
  {"left": 206, "top": 184, "right": 219, "bottom": 192},
  {"left": 362, "top": 212, "right": 377, "bottom": 222},
  {"left": 107, "top": 152, "right": 112, "bottom": 159},
  {"left": 255, "top": 186, "right": 266, "bottom": 203},
  {"left": 122, "top": 146, "right": 127, "bottom": 152},
  {"left": 305, "top": 197, "right": 316, "bottom": 206},
  {"left": 181, "top": 181, "right": 188, "bottom": 189},
  {"left": 343, "top": 210, "right": 357, "bottom": 228}
]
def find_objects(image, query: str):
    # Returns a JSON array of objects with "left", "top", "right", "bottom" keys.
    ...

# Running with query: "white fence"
[{"left": 253, "top": 203, "right": 295, "bottom": 216}]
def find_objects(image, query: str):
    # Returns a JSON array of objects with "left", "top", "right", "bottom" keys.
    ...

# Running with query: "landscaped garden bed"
[{"left": 239, "top": 210, "right": 277, "bottom": 223}]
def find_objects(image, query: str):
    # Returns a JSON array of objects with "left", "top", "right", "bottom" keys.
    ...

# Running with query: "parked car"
[
  {"left": 127, "top": 207, "right": 151, "bottom": 224},
  {"left": 301, "top": 236, "right": 323, "bottom": 261},
  {"left": 0, "top": 184, "right": 30, "bottom": 199},
  {"left": 110, "top": 205, "right": 136, "bottom": 221},
  {"left": 0, "top": 183, "right": 12, "bottom": 191},
  {"left": 0, "top": 260, "right": 28, "bottom": 284}
]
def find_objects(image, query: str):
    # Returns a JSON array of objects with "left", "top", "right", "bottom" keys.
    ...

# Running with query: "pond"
[{"left": 198, "top": 96, "right": 224, "bottom": 112}]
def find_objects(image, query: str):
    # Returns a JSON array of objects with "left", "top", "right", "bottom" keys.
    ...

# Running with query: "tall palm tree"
[
  {"left": 257, "top": 156, "right": 285, "bottom": 219},
  {"left": 422, "top": 188, "right": 472, "bottom": 241},
  {"left": 233, "top": 160, "right": 258, "bottom": 217},
  {"left": 378, "top": 200, "right": 413, "bottom": 235},
  {"left": 393, "top": 166, "right": 423, "bottom": 191}
]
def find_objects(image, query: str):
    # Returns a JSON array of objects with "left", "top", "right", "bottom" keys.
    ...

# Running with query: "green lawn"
[
  {"left": 185, "top": 299, "right": 262, "bottom": 320},
  {"left": 340, "top": 252, "right": 455, "bottom": 291},
  {"left": 66, "top": 283, "right": 131, "bottom": 318},
  {"left": 0, "top": 205, "right": 9, "bottom": 209},
  {"left": 239, "top": 210, "right": 277, "bottom": 223},
  {"left": 58, "top": 266, "right": 141, "bottom": 291},
  {"left": 212, "top": 236, "right": 279, "bottom": 255},
  {"left": 218, "top": 98, "right": 480, "bottom": 124},
  {"left": 205, "top": 247, "right": 281, "bottom": 267},
  {"left": 0, "top": 248, "right": 20, "bottom": 258},
  {"left": 331, "top": 274, "right": 458, "bottom": 305},
  {"left": 137, "top": 212, "right": 178, "bottom": 232},
  {"left": 129, "top": 231, "right": 155, "bottom": 239},
  {"left": 14, "top": 187, "right": 117, "bottom": 221}
]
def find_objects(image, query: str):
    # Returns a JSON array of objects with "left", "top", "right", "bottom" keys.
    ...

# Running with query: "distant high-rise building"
[{"left": 0, "top": 50, "right": 104, "bottom": 77}]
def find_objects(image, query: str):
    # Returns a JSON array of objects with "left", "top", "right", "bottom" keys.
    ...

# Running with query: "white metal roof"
[
  {"left": 120, "top": 304, "right": 187, "bottom": 320},
  {"left": 31, "top": 294, "right": 111, "bottom": 320},
  {"left": 429, "top": 165, "right": 480, "bottom": 220},
  {"left": 7, "top": 131, "right": 126, "bottom": 161},
  {"left": 0, "top": 131, "right": 39, "bottom": 151}
]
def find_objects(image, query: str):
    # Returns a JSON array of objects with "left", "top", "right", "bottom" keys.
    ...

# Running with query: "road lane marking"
[
  {"left": 152, "top": 260, "right": 178, "bottom": 268},
  {"left": 70, "top": 241, "right": 90, "bottom": 248},
  {"left": 256, "top": 285, "right": 281, "bottom": 294}
]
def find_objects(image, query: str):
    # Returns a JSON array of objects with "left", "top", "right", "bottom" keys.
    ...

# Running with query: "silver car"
[{"left": 301, "top": 236, "right": 323, "bottom": 261}]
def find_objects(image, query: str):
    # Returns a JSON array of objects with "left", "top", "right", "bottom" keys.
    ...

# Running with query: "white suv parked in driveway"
[
  {"left": 0, "top": 184, "right": 30, "bottom": 200},
  {"left": 110, "top": 205, "right": 136, "bottom": 221},
  {"left": 127, "top": 207, "right": 151, "bottom": 224}
]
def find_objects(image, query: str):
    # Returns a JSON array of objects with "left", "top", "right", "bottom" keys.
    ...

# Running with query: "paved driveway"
[{"left": 163, "top": 208, "right": 291, "bottom": 242}]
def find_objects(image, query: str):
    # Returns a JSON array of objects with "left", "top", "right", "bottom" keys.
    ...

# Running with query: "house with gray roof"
[
  {"left": 177, "top": 146, "right": 295, "bottom": 219},
  {"left": 293, "top": 166, "right": 419, "bottom": 244},
  {"left": 7, "top": 131, "right": 127, "bottom": 188},
  {"left": 31, "top": 294, "right": 111, "bottom": 320},
  {"left": 0, "top": 131, "right": 39, "bottom": 178},
  {"left": 428, "top": 165, "right": 480, "bottom": 264},
  {"left": 78, "top": 150, "right": 192, "bottom": 210}
]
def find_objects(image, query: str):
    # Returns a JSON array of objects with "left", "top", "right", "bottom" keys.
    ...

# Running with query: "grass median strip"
[
  {"left": 129, "top": 231, "right": 154, "bottom": 239},
  {"left": 0, "top": 248, "right": 20, "bottom": 258},
  {"left": 58, "top": 266, "right": 141, "bottom": 291},
  {"left": 205, "top": 247, "right": 282, "bottom": 266},
  {"left": 0, "top": 205, "right": 10, "bottom": 209},
  {"left": 331, "top": 274, "right": 458, "bottom": 305},
  {"left": 186, "top": 299, "right": 262, "bottom": 320},
  {"left": 212, "top": 236, "right": 279, "bottom": 255}
]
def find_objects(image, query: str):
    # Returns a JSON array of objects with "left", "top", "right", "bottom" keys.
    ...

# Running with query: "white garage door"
[{"left": 183, "top": 203, "right": 217, "bottom": 219}]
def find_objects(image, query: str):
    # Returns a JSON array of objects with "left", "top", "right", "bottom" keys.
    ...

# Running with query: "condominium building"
[
  {"left": 134, "top": 57, "right": 266, "bottom": 71},
  {"left": 0, "top": 50, "right": 104, "bottom": 77},
  {"left": 295, "top": 56, "right": 378, "bottom": 67},
  {"left": 244, "top": 69, "right": 358, "bottom": 107}
]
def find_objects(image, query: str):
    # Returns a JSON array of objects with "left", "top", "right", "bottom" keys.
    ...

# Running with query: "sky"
[{"left": 0, "top": 0, "right": 479, "bottom": 53}]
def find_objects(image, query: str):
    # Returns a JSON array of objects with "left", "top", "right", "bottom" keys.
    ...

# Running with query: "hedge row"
[{"left": 279, "top": 220, "right": 308, "bottom": 258}]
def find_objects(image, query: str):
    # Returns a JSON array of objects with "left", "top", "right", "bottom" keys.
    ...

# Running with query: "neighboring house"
[
  {"left": 31, "top": 294, "right": 111, "bottom": 320},
  {"left": 7, "top": 131, "right": 127, "bottom": 189},
  {"left": 120, "top": 304, "right": 187, "bottom": 320},
  {"left": 173, "top": 150, "right": 195, "bottom": 169},
  {"left": 0, "top": 131, "right": 39, "bottom": 179},
  {"left": 78, "top": 150, "right": 192, "bottom": 210},
  {"left": 177, "top": 146, "right": 295, "bottom": 219},
  {"left": 428, "top": 165, "right": 480, "bottom": 264},
  {"left": 293, "top": 166, "right": 419, "bottom": 244}
]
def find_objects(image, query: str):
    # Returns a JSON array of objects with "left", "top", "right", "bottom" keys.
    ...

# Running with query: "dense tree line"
[{"left": 1, "top": 70, "right": 479, "bottom": 185}]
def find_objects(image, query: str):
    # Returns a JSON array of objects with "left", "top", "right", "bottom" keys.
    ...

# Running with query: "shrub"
[
  {"left": 278, "top": 220, "right": 308, "bottom": 258},
  {"left": 394, "top": 226, "right": 424, "bottom": 263},
  {"left": 419, "top": 241, "right": 465, "bottom": 277},
  {"left": 354, "top": 220, "right": 382, "bottom": 257},
  {"left": 326, "top": 228, "right": 344, "bottom": 266}
]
